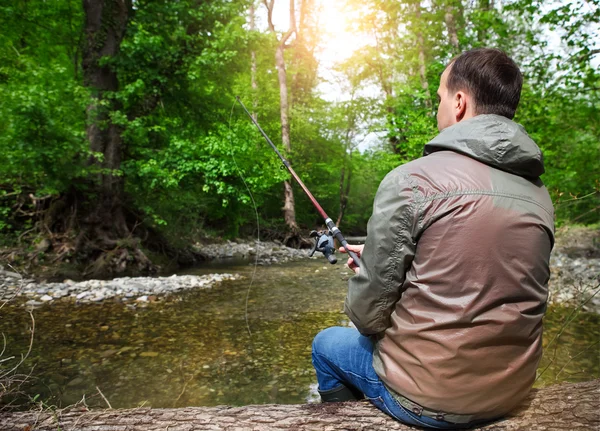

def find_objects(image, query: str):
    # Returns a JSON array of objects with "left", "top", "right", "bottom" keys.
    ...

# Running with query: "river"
[{"left": 0, "top": 258, "right": 598, "bottom": 410}]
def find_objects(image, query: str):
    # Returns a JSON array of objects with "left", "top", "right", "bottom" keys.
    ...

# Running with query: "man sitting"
[{"left": 312, "top": 48, "right": 554, "bottom": 429}]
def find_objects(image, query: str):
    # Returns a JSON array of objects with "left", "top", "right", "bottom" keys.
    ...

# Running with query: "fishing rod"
[{"left": 236, "top": 96, "right": 361, "bottom": 268}]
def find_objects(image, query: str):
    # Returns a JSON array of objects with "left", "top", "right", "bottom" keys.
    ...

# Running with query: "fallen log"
[{"left": 1, "top": 379, "right": 598, "bottom": 431}]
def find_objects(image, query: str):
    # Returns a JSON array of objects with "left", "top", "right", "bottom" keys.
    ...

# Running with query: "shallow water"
[{"left": 0, "top": 259, "right": 598, "bottom": 409}]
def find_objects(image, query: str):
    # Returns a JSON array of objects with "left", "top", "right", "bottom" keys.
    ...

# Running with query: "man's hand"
[{"left": 339, "top": 244, "right": 364, "bottom": 275}]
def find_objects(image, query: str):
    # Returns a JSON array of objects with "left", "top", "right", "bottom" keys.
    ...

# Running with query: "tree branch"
[
  {"left": 280, "top": 0, "right": 297, "bottom": 46},
  {"left": 263, "top": 0, "right": 276, "bottom": 32},
  {"left": 263, "top": 0, "right": 296, "bottom": 48},
  {"left": 577, "top": 48, "right": 600, "bottom": 62}
]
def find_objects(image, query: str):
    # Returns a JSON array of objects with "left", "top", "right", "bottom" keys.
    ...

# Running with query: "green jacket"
[{"left": 345, "top": 114, "right": 554, "bottom": 420}]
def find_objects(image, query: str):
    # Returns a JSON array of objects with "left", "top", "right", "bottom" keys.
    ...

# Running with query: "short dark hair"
[{"left": 446, "top": 48, "right": 523, "bottom": 119}]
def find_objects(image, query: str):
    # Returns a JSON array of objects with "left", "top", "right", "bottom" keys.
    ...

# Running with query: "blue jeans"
[{"left": 312, "top": 326, "right": 471, "bottom": 429}]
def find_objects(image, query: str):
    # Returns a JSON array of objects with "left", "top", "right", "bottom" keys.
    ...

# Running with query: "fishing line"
[{"left": 228, "top": 101, "right": 260, "bottom": 338}]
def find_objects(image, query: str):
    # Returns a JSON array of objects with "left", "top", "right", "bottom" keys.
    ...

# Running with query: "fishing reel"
[{"left": 309, "top": 230, "right": 337, "bottom": 264}]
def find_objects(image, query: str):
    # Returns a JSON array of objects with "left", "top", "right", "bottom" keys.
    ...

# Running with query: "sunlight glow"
[
  {"left": 265, "top": 0, "right": 375, "bottom": 103},
  {"left": 267, "top": 0, "right": 368, "bottom": 66},
  {"left": 315, "top": 0, "right": 366, "bottom": 66}
]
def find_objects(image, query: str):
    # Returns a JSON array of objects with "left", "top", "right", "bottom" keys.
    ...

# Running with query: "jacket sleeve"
[{"left": 344, "top": 169, "right": 418, "bottom": 335}]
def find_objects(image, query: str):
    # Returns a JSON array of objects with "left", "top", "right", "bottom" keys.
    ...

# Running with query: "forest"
[{"left": 0, "top": 0, "right": 598, "bottom": 276}]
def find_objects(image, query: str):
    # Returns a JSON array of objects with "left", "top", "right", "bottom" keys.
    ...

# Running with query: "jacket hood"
[{"left": 423, "top": 114, "right": 544, "bottom": 177}]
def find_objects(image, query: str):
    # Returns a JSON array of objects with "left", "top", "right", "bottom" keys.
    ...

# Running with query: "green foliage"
[
  {"left": 517, "top": 83, "right": 599, "bottom": 225},
  {"left": 509, "top": 0, "right": 600, "bottom": 225},
  {"left": 0, "top": 0, "right": 88, "bottom": 234},
  {"left": 0, "top": 58, "right": 89, "bottom": 191},
  {"left": 343, "top": 0, "right": 599, "bottom": 226},
  {"left": 0, "top": 0, "right": 597, "bottom": 247}
]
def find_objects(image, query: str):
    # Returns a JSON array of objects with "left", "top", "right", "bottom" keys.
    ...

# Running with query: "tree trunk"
[
  {"left": 336, "top": 162, "right": 351, "bottom": 227},
  {"left": 444, "top": 3, "right": 459, "bottom": 52},
  {"left": 366, "top": 28, "right": 398, "bottom": 153},
  {"left": 1, "top": 379, "right": 598, "bottom": 430},
  {"left": 264, "top": 0, "right": 299, "bottom": 233},
  {"left": 78, "top": 0, "right": 154, "bottom": 276},
  {"left": 82, "top": 0, "right": 129, "bottom": 235},
  {"left": 291, "top": 0, "right": 317, "bottom": 105},
  {"left": 249, "top": 1, "right": 258, "bottom": 118},
  {"left": 414, "top": 2, "right": 432, "bottom": 111},
  {"left": 274, "top": 44, "right": 298, "bottom": 232},
  {"left": 336, "top": 113, "right": 356, "bottom": 227}
]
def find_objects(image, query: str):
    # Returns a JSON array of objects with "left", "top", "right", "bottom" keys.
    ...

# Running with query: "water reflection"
[
  {"left": 0, "top": 259, "right": 598, "bottom": 409},
  {"left": 536, "top": 305, "right": 600, "bottom": 387}
]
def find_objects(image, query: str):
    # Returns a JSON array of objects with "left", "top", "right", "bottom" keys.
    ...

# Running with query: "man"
[{"left": 311, "top": 48, "right": 554, "bottom": 429}]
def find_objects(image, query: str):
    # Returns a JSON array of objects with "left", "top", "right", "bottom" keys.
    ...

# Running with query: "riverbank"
[
  {"left": 192, "top": 239, "right": 312, "bottom": 264},
  {"left": 548, "top": 226, "right": 599, "bottom": 312},
  {"left": 0, "top": 272, "right": 243, "bottom": 306},
  {"left": 1, "top": 227, "right": 598, "bottom": 311},
  {"left": 0, "top": 240, "right": 313, "bottom": 306}
]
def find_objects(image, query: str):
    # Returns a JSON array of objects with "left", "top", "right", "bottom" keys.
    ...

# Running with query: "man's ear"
[{"left": 455, "top": 91, "right": 468, "bottom": 122}]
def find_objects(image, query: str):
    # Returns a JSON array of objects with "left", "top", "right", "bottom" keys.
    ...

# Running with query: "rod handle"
[
  {"left": 340, "top": 240, "right": 361, "bottom": 269},
  {"left": 324, "top": 219, "right": 361, "bottom": 268}
]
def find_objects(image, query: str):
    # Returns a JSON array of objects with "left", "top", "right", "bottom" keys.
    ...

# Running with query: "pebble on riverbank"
[{"left": 0, "top": 272, "right": 242, "bottom": 306}]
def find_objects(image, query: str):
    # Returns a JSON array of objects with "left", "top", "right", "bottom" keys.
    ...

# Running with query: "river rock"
[
  {"left": 66, "top": 377, "right": 85, "bottom": 387},
  {"left": 25, "top": 300, "right": 43, "bottom": 307}
]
